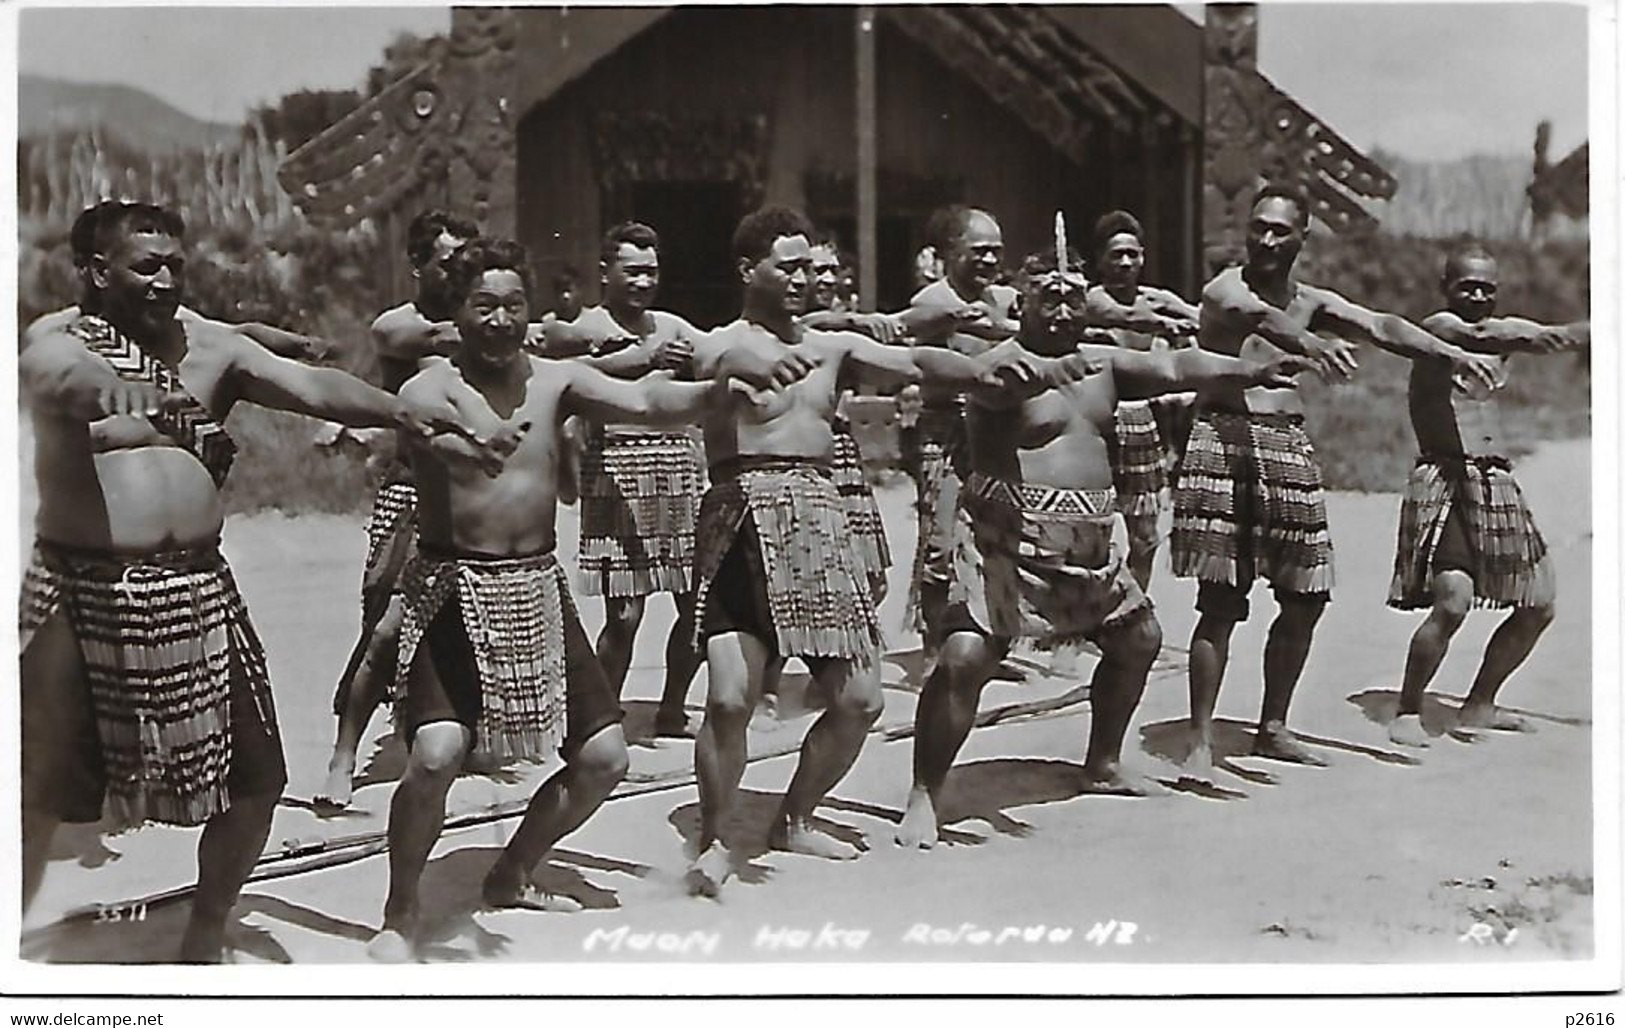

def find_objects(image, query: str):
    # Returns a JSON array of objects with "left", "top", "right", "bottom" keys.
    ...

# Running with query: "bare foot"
[
  {"left": 1388, "top": 713, "right": 1430, "bottom": 749},
  {"left": 1251, "top": 726, "right": 1329, "bottom": 766},
  {"left": 366, "top": 928, "right": 414, "bottom": 963},
  {"left": 482, "top": 876, "right": 584, "bottom": 914},
  {"left": 314, "top": 753, "right": 356, "bottom": 810},
  {"left": 685, "top": 843, "right": 732, "bottom": 898},
  {"left": 1180, "top": 732, "right": 1217, "bottom": 780},
  {"left": 1458, "top": 702, "right": 1533, "bottom": 733},
  {"left": 770, "top": 817, "right": 863, "bottom": 860},
  {"left": 749, "top": 694, "right": 781, "bottom": 732},
  {"left": 177, "top": 917, "right": 226, "bottom": 964},
  {"left": 653, "top": 706, "right": 695, "bottom": 739},
  {"left": 894, "top": 787, "right": 940, "bottom": 849},
  {"left": 1078, "top": 766, "right": 1163, "bottom": 796}
]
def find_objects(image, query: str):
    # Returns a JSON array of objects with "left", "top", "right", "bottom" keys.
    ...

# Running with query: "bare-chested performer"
[
  {"left": 1172, "top": 186, "right": 1505, "bottom": 772},
  {"left": 24, "top": 207, "right": 332, "bottom": 363},
  {"left": 1088, "top": 210, "right": 1201, "bottom": 591},
  {"left": 316, "top": 209, "right": 482, "bottom": 808},
  {"left": 1384, "top": 244, "right": 1588, "bottom": 747},
  {"left": 895, "top": 247, "right": 1310, "bottom": 847},
  {"left": 560, "top": 222, "right": 707, "bottom": 738},
  {"left": 19, "top": 201, "right": 473, "bottom": 961},
  {"left": 367, "top": 238, "right": 775, "bottom": 960},
  {"left": 805, "top": 235, "right": 893, "bottom": 603},
  {"left": 680, "top": 206, "right": 1052, "bottom": 894}
]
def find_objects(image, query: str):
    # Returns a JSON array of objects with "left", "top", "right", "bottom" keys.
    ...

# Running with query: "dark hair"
[
  {"left": 732, "top": 205, "right": 813, "bottom": 265},
  {"left": 1443, "top": 240, "right": 1497, "bottom": 281},
  {"left": 600, "top": 221, "right": 660, "bottom": 265},
  {"left": 444, "top": 238, "right": 533, "bottom": 307},
  {"left": 1018, "top": 248, "right": 1087, "bottom": 283},
  {"left": 406, "top": 209, "right": 479, "bottom": 267},
  {"left": 1092, "top": 209, "right": 1145, "bottom": 256},
  {"left": 1250, "top": 184, "right": 1311, "bottom": 229},
  {"left": 553, "top": 264, "right": 581, "bottom": 291},
  {"left": 926, "top": 204, "right": 996, "bottom": 254},
  {"left": 70, "top": 201, "right": 185, "bottom": 269}
]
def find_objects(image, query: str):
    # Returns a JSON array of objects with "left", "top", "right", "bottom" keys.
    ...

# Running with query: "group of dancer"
[{"left": 17, "top": 187, "right": 1587, "bottom": 962}]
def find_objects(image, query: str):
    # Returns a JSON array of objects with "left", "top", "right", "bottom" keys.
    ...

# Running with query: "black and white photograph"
[{"left": 5, "top": 0, "right": 1617, "bottom": 1001}]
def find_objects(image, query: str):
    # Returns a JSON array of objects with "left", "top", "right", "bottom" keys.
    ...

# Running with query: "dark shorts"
[
  {"left": 402, "top": 589, "right": 624, "bottom": 761},
  {"left": 1195, "top": 580, "right": 1331, "bottom": 622},
  {"left": 21, "top": 612, "right": 287, "bottom": 824},
  {"left": 1431, "top": 501, "right": 1476, "bottom": 576},
  {"left": 698, "top": 518, "right": 779, "bottom": 655}
]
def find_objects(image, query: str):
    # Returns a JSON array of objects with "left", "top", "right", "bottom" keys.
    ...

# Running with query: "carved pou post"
[
  {"left": 276, "top": 6, "right": 519, "bottom": 245},
  {"left": 1201, "top": 3, "right": 1262, "bottom": 275}
]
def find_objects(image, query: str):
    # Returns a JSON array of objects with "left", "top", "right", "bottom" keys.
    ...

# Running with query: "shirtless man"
[
  {"left": 23, "top": 206, "right": 331, "bottom": 363},
  {"left": 1088, "top": 210, "right": 1202, "bottom": 591},
  {"left": 19, "top": 201, "right": 471, "bottom": 961},
  {"left": 1385, "top": 244, "right": 1588, "bottom": 746},
  {"left": 681, "top": 206, "right": 1048, "bottom": 895},
  {"left": 316, "top": 209, "right": 482, "bottom": 808},
  {"left": 368, "top": 238, "right": 775, "bottom": 960},
  {"left": 895, "top": 249, "right": 1309, "bottom": 847},
  {"left": 1172, "top": 186, "right": 1505, "bottom": 772},
  {"left": 564, "top": 222, "right": 707, "bottom": 737}
]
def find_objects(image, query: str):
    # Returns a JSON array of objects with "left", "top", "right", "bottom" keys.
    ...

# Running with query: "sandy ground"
[{"left": 18, "top": 438, "right": 1597, "bottom": 966}]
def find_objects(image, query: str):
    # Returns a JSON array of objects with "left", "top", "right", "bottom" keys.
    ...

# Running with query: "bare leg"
[
  {"left": 1080, "top": 614, "right": 1162, "bottom": 793},
  {"left": 22, "top": 810, "right": 59, "bottom": 919},
  {"left": 320, "top": 600, "right": 403, "bottom": 807},
  {"left": 179, "top": 792, "right": 277, "bottom": 963},
  {"left": 369, "top": 721, "right": 471, "bottom": 962},
  {"left": 484, "top": 725, "right": 629, "bottom": 909},
  {"left": 1391, "top": 571, "right": 1472, "bottom": 747},
  {"left": 918, "top": 579, "right": 949, "bottom": 673},
  {"left": 597, "top": 596, "right": 646, "bottom": 700},
  {"left": 770, "top": 652, "right": 884, "bottom": 859},
  {"left": 1125, "top": 513, "right": 1160, "bottom": 594},
  {"left": 897, "top": 632, "right": 1002, "bottom": 848},
  {"left": 655, "top": 592, "right": 701, "bottom": 735},
  {"left": 689, "top": 631, "right": 769, "bottom": 895},
  {"left": 1252, "top": 593, "right": 1328, "bottom": 765},
  {"left": 1459, "top": 602, "right": 1556, "bottom": 730},
  {"left": 1185, "top": 612, "right": 1238, "bottom": 771}
]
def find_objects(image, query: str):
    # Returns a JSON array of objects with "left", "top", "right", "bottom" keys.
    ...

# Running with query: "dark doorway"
[{"left": 629, "top": 180, "right": 743, "bottom": 329}]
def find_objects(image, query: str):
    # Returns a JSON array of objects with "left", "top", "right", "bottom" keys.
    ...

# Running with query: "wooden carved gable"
[
  {"left": 590, "top": 111, "right": 773, "bottom": 222},
  {"left": 277, "top": 7, "right": 519, "bottom": 231},
  {"left": 1202, "top": 3, "right": 1396, "bottom": 271},
  {"left": 883, "top": 5, "right": 1178, "bottom": 171}
]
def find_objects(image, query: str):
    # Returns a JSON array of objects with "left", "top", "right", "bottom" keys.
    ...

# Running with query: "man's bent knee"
[
  {"left": 606, "top": 598, "right": 645, "bottom": 634},
  {"left": 572, "top": 725, "right": 630, "bottom": 787},
  {"left": 1103, "top": 612, "right": 1163, "bottom": 668},
  {"left": 409, "top": 722, "right": 471, "bottom": 777}
]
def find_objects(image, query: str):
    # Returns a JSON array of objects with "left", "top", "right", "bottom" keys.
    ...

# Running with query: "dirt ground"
[{"left": 17, "top": 438, "right": 1600, "bottom": 972}]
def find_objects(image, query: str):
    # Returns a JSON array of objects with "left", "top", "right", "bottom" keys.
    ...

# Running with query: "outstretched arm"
[
  {"left": 235, "top": 322, "right": 331, "bottom": 363},
  {"left": 20, "top": 330, "right": 186, "bottom": 421},
  {"left": 374, "top": 318, "right": 462, "bottom": 363},
  {"left": 1422, "top": 311, "right": 1591, "bottom": 355},
  {"left": 561, "top": 362, "right": 719, "bottom": 427},
  {"left": 1307, "top": 288, "right": 1503, "bottom": 391},
  {"left": 1087, "top": 287, "right": 1198, "bottom": 337},
  {"left": 1202, "top": 275, "right": 1359, "bottom": 378},
  {"left": 1085, "top": 343, "right": 1309, "bottom": 401},
  {"left": 398, "top": 371, "right": 528, "bottom": 477}
]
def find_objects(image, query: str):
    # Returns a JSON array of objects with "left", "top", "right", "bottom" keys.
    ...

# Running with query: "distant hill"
[
  {"left": 1366, "top": 149, "right": 1566, "bottom": 240},
  {"left": 19, "top": 74, "right": 237, "bottom": 152}
]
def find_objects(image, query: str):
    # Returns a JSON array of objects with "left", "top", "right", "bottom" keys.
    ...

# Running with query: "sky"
[{"left": 13, "top": 2, "right": 1596, "bottom": 162}]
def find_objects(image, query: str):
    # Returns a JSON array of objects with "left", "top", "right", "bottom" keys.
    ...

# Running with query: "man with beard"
[
  {"left": 19, "top": 200, "right": 476, "bottom": 960},
  {"left": 562, "top": 222, "right": 707, "bottom": 738},
  {"left": 1173, "top": 186, "right": 1505, "bottom": 773},
  {"left": 895, "top": 247, "right": 1310, "bottom": 848},
  {"left": 1384, "top": 243, "right": 1588, "bottom": 747},
  {"left": 316, "top": 209, "right": 482, "bottom": 808},
  {"left": 681, "top": 206, "right": 1065, "bottom": 895},
  {"left": 1088, "top": 210, "right": 1201, "bottom": 590},
  {"left": 368, "top": 237, "right": 789, "bottom": 960}
]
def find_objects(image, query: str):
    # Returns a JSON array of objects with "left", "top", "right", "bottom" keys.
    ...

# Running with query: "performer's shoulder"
[
  {"left": 371, "top": 301, "right": 422, "bottom": 336},
  {"left": 910, "top": 279, "right": 955, "bottom": 306}
]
